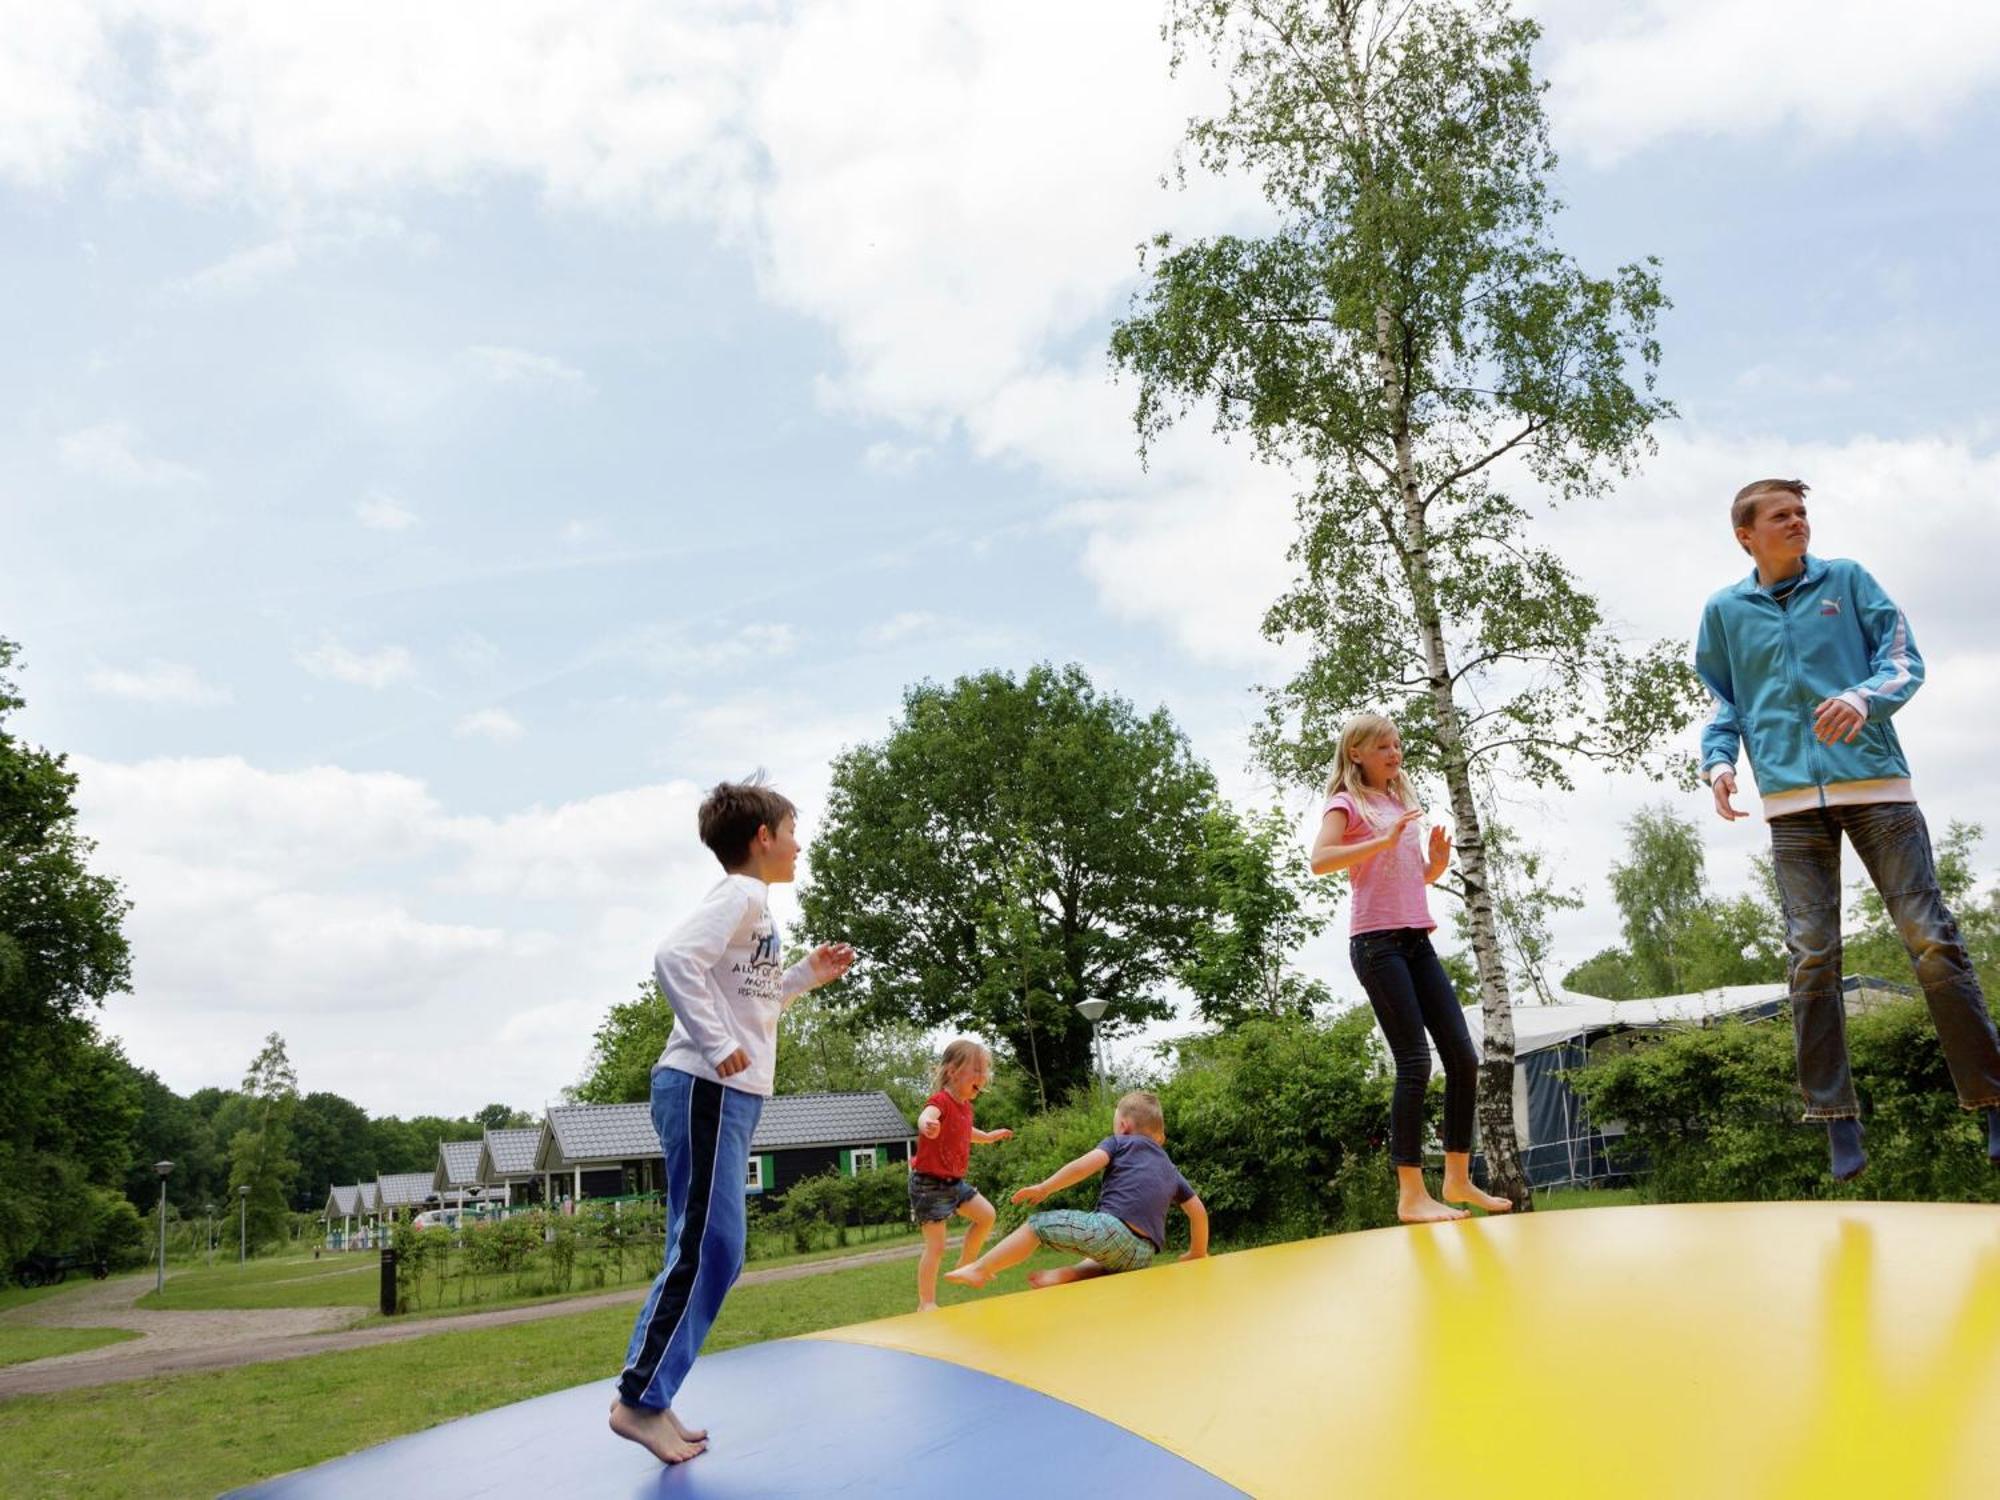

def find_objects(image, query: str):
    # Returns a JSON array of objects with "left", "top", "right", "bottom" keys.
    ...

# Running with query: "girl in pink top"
[{"left": 1310, "top": 713, "right": 1511, "bottom": 1224}]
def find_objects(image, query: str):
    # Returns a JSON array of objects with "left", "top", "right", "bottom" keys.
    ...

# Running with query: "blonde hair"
[
  {"left": 1115, "top": 1090, "right": 1165, "bottom": 1139},
  {"left": 933, "top": 1038, "right": 991, "bottom": 1092},
  {"left": 1327, "top": 713, "right": 1419, "bottom": 828}
]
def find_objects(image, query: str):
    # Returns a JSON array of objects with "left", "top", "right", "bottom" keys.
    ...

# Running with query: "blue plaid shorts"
[{"left": 1028, "top": 1209, "right": 1155, "bottom": 1272}]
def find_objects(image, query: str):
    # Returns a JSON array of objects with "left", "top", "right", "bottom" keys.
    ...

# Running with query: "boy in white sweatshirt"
[{"left": 609, "top": 779, "right": 854, "bottom": 1465}]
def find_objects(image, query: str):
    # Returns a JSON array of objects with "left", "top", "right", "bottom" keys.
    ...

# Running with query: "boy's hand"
[
  {"left": 1813, "top": 696, "right": 1865, "bottom": 745},
  {"left": 1010, "top": 1183, "right": 1049, "bottom": 1206},
  {"left": 715, "top": 1048, "right": 751, "bottom": 1078},
  {"left": 1709, "top": 768, "right": 1746, "bottom": 822},
  {"left": 808, "top": 943, "right": 856, "bottom": 985}
]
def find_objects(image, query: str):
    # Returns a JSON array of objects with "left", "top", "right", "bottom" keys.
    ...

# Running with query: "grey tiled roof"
[
  {"left": 376, "top": 1172, "right": 436, "bottom": 1209},
  {"left": 752, "top": 1092, "right": 912, "bottom": 1151},
  {"left": 537, "top": 1103, "right": 656, "bottom": 1170},
  {"left": 435, "top": 1139, "right": 483, "bottom": 1191},
  {"left": 528, "top": 1092, "right": 914, "bottom": 1172},
  {"left": 325, "top": 1185, "right": 362, "bottom": 1217},
  {"left": 478, "top": 1126, "right": 542, "bottom": 1181}
]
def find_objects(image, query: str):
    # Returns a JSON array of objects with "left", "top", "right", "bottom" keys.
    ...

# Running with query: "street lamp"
[
  {"left": 204, "top": 1204, "right": 215, "bottom": 1268},
  {"left": 152, "top": 1161, "right": 173, "bottom": 1295},
  {"left": 238, "top": 1184, "right": 251, "bottom": 1265},
  {"left": 1074, "top": 999, "right": 1110, "bottom": 1104}
]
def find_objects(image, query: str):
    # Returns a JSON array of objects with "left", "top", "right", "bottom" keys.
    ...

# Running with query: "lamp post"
[
  {"left": 238, "top": 1184, "right": 251, "bottom": 1265},
  {"left": 152, "top": 1161, "right": 173, "bottom": 1294},
  {"left": 204, "top": 1204, "right": 215, "bottom": 1268},
  {"left": 1074, "top": 999, "right": 1109, "bottom": 1104}
]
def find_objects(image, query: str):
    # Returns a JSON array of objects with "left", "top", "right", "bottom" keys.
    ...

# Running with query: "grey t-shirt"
[{"left": 1094, "top": 1134, "right": 1194, "bottom": 1250}]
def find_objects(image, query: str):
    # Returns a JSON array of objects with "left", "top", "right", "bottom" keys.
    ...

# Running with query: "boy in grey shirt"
[{"left": 948, "top": 1091, "right": 1208, "bottom": 1290}]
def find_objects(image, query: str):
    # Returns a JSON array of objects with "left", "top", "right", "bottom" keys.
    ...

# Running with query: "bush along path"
[{"left": 0, "top": 1238, "right": 932, "bottom": 1399}]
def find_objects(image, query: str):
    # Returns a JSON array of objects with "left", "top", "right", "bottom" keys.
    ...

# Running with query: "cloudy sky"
[{"left": 6, "top": 1, "right": 1999, "bottom": 1118}]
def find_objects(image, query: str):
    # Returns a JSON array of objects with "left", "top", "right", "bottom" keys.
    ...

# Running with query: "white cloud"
[
  {"left": 56, "top": 421, "right": 203, "bottom": 487},
  {"left": 86, "top": 660, "right": 231, "bottom": 706},
  {"left": 862, "top": 611, "right": 940, "bottom": 647},
  {"left": 454, "top": 707, "right": 524, "bottom": 742},
  {"left": 862, "top": 441, "right": 930, "bottom": 477},
  {"left": 1534, "top": 1, "right": 2000, "bottom": 165},
  {"left": 356, "top": 490, "right": 419, "bottom": 530},
  {"left": 0, "top": 4, "right": 107, "bottom": 186},
  {"left": 465, "top": 344, "right": 592, "bottom": 393},
  {"left": 68, "top": 754, "right": 738, "bottom": 1112},
  {"left": 176, "top": 237, "right": 301, "bottom": 296},
  {"left": 296, "top": 636, "right": 416, "bottom": 689}
]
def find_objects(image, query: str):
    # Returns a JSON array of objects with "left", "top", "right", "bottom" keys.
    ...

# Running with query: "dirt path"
[{"left": 0, "top": 1241, "right": 925, "bottom": 1399}]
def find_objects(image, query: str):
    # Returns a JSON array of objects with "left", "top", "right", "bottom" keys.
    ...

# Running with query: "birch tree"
[{"left": 1111, "top": 0, "right": 1699, "bottom": 1204}]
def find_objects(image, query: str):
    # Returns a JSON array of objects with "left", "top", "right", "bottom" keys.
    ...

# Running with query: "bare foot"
[
  {"left": 1028, "top": 1266, "right": 1085, "bottom": 1289},
  {"left": 1442, "top": 1181, "right": 1514, "bottom": 1214},
  {"left": 609, "top": 1400, "right": 707, "bottom": 1464},
  {"left": 916, "top": 1299, "right": 939, "bottom": 1312},
  {"left": 1397, "top": 1196, "right": 1469, "bottom": 1225},
  {"left": 944, "top": 1264, "right": 991, "bottom": 1288},
  {"left": 665, "top": 1408, "right": 707, "bottom": 1443}
]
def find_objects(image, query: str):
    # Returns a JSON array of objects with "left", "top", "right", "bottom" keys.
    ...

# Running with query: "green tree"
[
  {"left": 1183, "top": 806, "right": 1335, "bottom": 1026},
  {"left": 1561, "top": 803, "right": 1784, "bottom": 998},
  {"left": 0, "top": 639, "right": 138, "bottom": 1269},
  {"left": 1447, "top": 819, "right": 1580, "bottom": 1004},
  {"left": 475, "top": 1102, "right": 535, "bottom": 1130},
  {"left": 570, "top": 981, "right": 672, "bottom": 1104},
  {"left": 1109, "top": 2, "right": 1698, "bottom": 1203},
  {"left": 572, "top": 977, "right": 936, "bottom": 1117},
  {"left": 799, "top": 664, "right": 1221, "bottom": 1103},
  {"left": 290, "top": 1091, "right": 374, "bottom": 1209},
  {"left": 771, "top": 1007, "right": 935, "bottom": 1118},
  {"left": 228, "top": 1033, "right": 300, "bottom": 1249}
]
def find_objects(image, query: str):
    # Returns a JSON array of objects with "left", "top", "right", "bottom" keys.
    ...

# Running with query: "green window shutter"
[
  {"left": 839, "top": 1148, "right": 852, "bottom": 1175},
  {"left": 759, "top": 1155, "right": 771, "bottom": 1190}
]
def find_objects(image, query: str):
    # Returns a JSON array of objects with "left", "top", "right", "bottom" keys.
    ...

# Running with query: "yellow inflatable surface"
[{"left": 816, "top": 1201, "right": 2000, "bottom": 1499}]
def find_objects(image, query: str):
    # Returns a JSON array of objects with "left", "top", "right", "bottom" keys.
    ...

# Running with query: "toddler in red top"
[{"left": 910, "top": 1038, "right": 1012, "bottom": 1311}]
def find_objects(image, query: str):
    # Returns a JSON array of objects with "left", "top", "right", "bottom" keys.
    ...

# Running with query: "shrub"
[{"left": 1567, "top": 998, "right": 2000, "bottom": 1205}]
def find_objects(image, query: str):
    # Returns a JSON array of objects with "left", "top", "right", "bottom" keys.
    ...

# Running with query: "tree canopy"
[
  {"left": 1109, "top": 0, "right": 1700, "bottom": 1203},
  {"left": 799, "top": 664, "right": 1227, "bottom": 1103}
]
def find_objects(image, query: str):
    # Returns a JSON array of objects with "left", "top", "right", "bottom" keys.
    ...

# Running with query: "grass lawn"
[
  {"left": 0, "top": 1246, "right": 1070, "bottom": 1500},
  {"left": 135, "top": 1255, "right": 379, "bottom": 1312},
  {"left": 1536, "top": 1184, "right": 1645, "bottom": 1212},
  {"left": 0, "top": 1280, "right": 121, "bottom": 1316},
  {"left": 135, "top": 1225, "right": 929, "bottom": 1316},
  {"left": 0, "top": 1327, "right": 141, "bottom": 1369}
]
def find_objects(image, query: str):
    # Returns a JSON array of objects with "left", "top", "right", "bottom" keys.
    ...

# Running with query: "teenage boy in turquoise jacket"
[{"left": 1696, "top": 478, "right": 2000, "bottom": 1181}]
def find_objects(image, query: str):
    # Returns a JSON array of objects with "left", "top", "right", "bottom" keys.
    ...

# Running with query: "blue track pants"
[{"left": 616, "top": 1067, "right": 762, "bottom": 1410}]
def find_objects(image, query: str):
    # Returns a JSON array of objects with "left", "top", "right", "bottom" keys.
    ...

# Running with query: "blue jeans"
[
  {"left": 1349, "top": 927, "right": 1479, "bottom": 1166},
  {"left": 617, "top": 1067, "right": 763, "bottom": 1410},
  {"left": 1769, "top": 802, "right": 2000, "bottom": 1119}
]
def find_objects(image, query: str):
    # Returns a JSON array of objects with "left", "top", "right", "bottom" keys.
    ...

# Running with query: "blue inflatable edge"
[{"left": 231, "top": 1336, "right": 1246, "bottom": 1498}]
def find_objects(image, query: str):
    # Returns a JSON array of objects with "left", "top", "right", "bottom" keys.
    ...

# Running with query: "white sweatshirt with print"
[{"left": 652, "top": 873, "right": 819, "bottom": 1096}]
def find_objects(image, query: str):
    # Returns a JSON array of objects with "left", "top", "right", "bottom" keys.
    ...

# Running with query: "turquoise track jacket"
[{"left": 1695, "top": 554, "right": 1923, "bottom": 817}]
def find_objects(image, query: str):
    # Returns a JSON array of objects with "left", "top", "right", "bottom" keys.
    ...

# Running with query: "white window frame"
[
  {"left": 744, "top": 1155, "right": 764, "bottom": 1190},
  {"left": 849, "top": 1147, "right": 877, "bottom": 1173}
]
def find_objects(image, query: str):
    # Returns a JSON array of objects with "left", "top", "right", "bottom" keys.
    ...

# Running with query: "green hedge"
[{"left": 1568, "top": 996, "right": 2000, "bottom": 1205}]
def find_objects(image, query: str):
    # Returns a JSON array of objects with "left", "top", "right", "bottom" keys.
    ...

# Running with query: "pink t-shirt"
[{"left": 1323, "top": 790, "right": 1435, "bottom": 936}]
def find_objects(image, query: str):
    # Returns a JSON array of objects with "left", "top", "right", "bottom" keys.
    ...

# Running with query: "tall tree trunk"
[{"left": 1340, "top": 11, "right": 1532, "bottom": 1210}]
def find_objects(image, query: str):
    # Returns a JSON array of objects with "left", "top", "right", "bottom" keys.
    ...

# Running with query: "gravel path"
[{"left": 0, "top": 1241, "right": 925, "bottom": 1399}]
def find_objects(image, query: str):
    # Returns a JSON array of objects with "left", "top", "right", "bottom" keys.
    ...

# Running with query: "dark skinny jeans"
[{"left": 1349, "top": 927, "right": 1479, "bottom": 1167}]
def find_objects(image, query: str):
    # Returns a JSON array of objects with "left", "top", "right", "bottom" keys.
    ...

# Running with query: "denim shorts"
[{"left": 908, "top": 1171, "right": 977, "bottom": 1223}]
